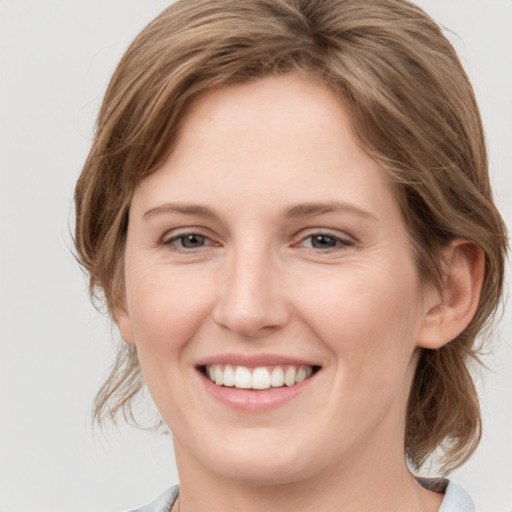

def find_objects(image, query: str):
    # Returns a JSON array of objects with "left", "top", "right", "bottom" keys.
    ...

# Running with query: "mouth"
[{"left": 200, "top": 364, "right": 321, "bottom": 390}]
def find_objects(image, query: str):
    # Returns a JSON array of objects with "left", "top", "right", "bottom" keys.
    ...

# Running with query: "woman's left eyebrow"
[{"left": 284, "top": 201, "right": 377, "bottom": 221}]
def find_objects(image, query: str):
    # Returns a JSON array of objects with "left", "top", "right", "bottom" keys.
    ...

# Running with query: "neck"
[{"left": 173, "top": 435, "right": 442, "bottom": 512}]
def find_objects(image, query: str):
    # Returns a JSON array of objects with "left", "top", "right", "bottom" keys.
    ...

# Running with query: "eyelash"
[
  {"left": 163, "top": 233, "right": 216, "bottom": 251},
  {"left": 162, "top": 231, "right": 354, "bottom": 253},
  {"left": 296, "top": 233, "right": 354, "bottom": 252}
]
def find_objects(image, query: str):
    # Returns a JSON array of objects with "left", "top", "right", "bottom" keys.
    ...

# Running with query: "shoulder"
[
  {"left": 417, "top": 478, "right": 476, "bottom": 512},
  {"left": 128, "top": 485, "right": 179, "bottom": 512},
  {"left": 129, "top": 480, "right": 475, "bottom": 512},
  {"left": 440, "top": 480, "right": 476, "bottom": 512}
]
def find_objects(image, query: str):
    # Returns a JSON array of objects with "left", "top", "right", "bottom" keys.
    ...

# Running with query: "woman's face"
[{"left": 118, "top": 75, "right": 434, "bottom": 486}]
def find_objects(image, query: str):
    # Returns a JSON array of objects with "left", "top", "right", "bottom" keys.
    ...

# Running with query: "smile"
[{"left": 203, "top": 364, "right": 318, "bottom": 390}]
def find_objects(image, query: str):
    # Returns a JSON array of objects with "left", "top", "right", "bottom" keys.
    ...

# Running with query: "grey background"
[{"left": 1, "top": 1, "right": 511, "bottom": 510}]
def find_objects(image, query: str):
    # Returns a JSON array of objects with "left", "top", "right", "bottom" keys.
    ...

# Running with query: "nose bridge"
[{"left": 213, "top": 239, "right": 288, "bottom": 337}]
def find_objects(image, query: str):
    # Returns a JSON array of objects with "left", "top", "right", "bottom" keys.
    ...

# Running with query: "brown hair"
[{"left": 74, "top": 0, "right": 507, "bottom": 473}]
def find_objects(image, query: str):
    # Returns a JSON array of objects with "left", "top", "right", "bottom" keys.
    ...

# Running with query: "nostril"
[{"left": 212, "top": 274, "right": 290, "bottom": 337}]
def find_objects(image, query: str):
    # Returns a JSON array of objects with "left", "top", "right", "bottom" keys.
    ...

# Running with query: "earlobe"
[
  {"left": 115, "top": 308, "right": 136, "bottom": 347},
  {"left": 417, "top": 240, "right": 484, "bottom": 350}
]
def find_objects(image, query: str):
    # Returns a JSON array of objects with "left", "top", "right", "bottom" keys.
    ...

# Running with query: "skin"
[{"left": 117, "top": 75, "right": 482, "bottom": 512}]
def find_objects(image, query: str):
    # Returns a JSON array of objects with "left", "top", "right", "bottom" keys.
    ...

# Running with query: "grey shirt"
[{"left": 130, "top": 479, "right": 475, "bottom": 512}]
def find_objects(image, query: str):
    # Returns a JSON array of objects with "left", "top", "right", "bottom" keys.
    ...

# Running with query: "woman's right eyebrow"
[{"left": 143, "top": 202, "right": 220, "bottom": 221}]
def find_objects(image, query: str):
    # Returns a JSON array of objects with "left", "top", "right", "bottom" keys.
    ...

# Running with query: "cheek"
[
  {"left": 125, "top": 263, "right": 213, "bottom": 356},
  {"left": 124, "top": 266, "right": 215, "bottom": 415},
  {"left": 294, "top": 262, "right": 422, "bottom": 369}
]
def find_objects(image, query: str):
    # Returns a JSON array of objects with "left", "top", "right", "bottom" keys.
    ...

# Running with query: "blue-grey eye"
[
  {"left": 310, "top": 234, "right": 338, "bottom": 249},
  {"left": 178, "top": 234, "right": 206, "bottom": 248}
]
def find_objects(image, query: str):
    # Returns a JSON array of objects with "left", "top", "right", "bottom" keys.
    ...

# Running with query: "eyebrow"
[
  {"left": 284, "top": 201, "right": 377, "bottom": 221},
  {"left": 143, "top": 200, "right": 377, "bottom": 221},
  {"left": 143, "top": 203, "right": 220, "bottom": 220}
]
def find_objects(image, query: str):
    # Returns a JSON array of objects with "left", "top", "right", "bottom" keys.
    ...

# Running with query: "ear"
[
  {"left": 417, "top": 239, "right": 484, "bottom": 349},
  {"left": 114, "top": 308, "right": 136, "bottom": 347}
]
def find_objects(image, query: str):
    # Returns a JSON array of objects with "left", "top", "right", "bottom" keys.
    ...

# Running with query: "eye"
[
  {"left": 308, "top": 234, "right": 339, "bottom": 249},
  {"left": 164, "top": 233, "right": 210, "bottom": 250},
  {"left": 298, "top": 233, "right": 354, "bottom": 251}
]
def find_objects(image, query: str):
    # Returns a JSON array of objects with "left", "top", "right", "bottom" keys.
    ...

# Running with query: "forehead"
[
  {"left": 131, "top": 75, "right": 399, "bottom": 225},
  {"left": 177, "top": 75, "right": 359, "bottom": 164}
]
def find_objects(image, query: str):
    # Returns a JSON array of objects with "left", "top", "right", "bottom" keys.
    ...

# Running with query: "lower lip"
[{"left": 198, "top": 370, "right": 317, "bottom": 411}]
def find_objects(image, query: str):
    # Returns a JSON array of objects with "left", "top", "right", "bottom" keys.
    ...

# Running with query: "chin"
[
  {"left": 211, "top": 454, "right": 314, "bottom": 487},
  {"left": 178, "top": 428, "right": 323, "bottom": 487}
]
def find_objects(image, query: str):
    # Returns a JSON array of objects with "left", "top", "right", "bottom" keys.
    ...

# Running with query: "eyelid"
[
  {"left": 293, "top": 229, "right": 355, "bottom": 250},
  {"left": 162, "top": 225, "right": 211, "bottom": 240},
  {"left": 159, "top": 227, "right": 355, "bottom": 251},
  {"left": 161, "top": 227, "right": 220, "bottom": 248}
]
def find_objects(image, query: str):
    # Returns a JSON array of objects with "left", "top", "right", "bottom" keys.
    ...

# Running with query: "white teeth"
[
  {"left": 214, "top": 366, "right": 224, "bottom": 386},
  {"left": 252, "top": 367, "right": 271, "bottom": 389},
  {"left": 223, "top": 364, "right": 235, "bottom": 387},
  {"left": 205, "top": 364, "right": 315, "bottom": 389},
  {"left": 234, "top": 366, "right": 252, "bottom": 389},
  {"left": 284, "top": 367, "right": 296, "bottom": 386},
  {"left": 270, "top": 366, "right": 284, "bottom": 387},
  {"left": 296, "top": 366, "right": 307, "bottom": 383}
]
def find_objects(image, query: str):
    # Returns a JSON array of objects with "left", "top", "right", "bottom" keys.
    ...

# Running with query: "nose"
[{"left": 212, "top": 246, "right": 290, "bottom": 338}]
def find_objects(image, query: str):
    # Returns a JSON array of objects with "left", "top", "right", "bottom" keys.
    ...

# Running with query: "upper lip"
[{"left": 196, "top": 353, "right": 321, "bottom": 368}]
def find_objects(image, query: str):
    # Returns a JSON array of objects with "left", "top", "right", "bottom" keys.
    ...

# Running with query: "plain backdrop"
[{"left": 1, "top": 1, "right": 511, "bottom": 511}]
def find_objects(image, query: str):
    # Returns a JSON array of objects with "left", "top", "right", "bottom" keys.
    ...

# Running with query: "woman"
[{"left": 74, "top": 0, "right": 507, "bottom": 510}]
